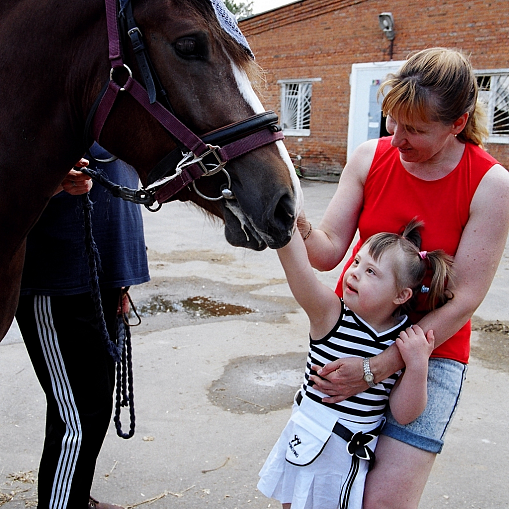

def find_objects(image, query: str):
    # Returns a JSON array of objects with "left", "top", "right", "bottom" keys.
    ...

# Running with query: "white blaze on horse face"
[
  {"left": 231, "top": 62, "right": 265, "bottom": 114},
  {"left": 275, "top": 140, "right": 303, "bottom": 217},
  {"left": 231, "top": 62, "right": 303, "bottom": 218}
]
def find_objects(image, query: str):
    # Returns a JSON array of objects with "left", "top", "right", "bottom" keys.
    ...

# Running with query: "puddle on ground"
[
  {"left": 471, "top": 316, "right": 509, "bottom": 373},
  {"left": 147, "top": 248, "right": 236, "bottom": 265},
  {"left": 135, "top": 295, "right": 253, "bottom": 318},
  {"left": 208, "top": 353, "right": 306, "bottom": 414}
]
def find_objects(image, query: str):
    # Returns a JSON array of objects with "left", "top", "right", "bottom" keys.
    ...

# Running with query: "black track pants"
[{"left": 15, "top": 289, "right": 121, "bottom": 509}]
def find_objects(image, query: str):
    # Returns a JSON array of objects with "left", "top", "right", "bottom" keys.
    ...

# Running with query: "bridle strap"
[
  {"left": 106, "top": 0, "right": 123, "bottom": 67},
  {"left": 124, "top": 77, "right": 209, "bottom": 155},
  {"left": 123, "top": 1, "right": 157, "bottom": 104},
  {"left": 146, "top": 110, "right": 282, "bottom": 186},
  {"left": 92, "top": 79, "right": 122, "bottom": 142},
  {"left": 152, "top": 127, "right": 283, "bottom": 204}
]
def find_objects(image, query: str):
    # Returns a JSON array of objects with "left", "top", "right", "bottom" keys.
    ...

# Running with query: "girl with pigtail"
[
  {"left": 258, "top": 219, "right": 452, "bottom": 509},
  {"left": 373, "top": 218, "right": 454, "bottom": 316}
]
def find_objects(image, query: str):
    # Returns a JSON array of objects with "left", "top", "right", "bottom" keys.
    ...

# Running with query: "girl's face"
[
  {"left": 386, "top": 114, "right": 458, "bottom": 165},
  {"left": 342, "top": 244, "right": 403, "bottom": 325}
]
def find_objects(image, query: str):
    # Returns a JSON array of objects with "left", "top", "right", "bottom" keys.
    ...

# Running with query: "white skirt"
[{"left": 258, "top": 403, "right": 379, "bottom": 509}]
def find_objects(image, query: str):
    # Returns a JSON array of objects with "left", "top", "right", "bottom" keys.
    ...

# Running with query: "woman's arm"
[
  {"left": 311, "top": 163, "right": 509, "bottom": 402},
  {"left": 299, "top": 139, "right": 377, "bottom": 271},
  {"left": 412, "top": 164, "right": 509, "bottom": 346}
]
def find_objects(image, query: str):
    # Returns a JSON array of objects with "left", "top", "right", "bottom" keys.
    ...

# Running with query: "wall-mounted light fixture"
[{"left": 378, "top": 12, "right": 395, "bottom": 59}]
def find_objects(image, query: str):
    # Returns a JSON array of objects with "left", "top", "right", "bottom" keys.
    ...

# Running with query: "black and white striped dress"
[
  {"left": 258, "top": 300, "right": 410, "bottom": 509},
  {"left": 301, "top": 299, "right": 409, "bottom": 424}
]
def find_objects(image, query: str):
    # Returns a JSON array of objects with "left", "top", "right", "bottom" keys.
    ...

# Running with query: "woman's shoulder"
[
  {"left": 465, "top": 142, "right": 503, "bottom": 169},
  {"left": 344, "top": 138, "right": 381, "bottom": 182},
  {"left": 463, "top": 144, "right": 509, "bottom": 191},
  {"left": 351, "top": 138, "right": 381, "bottom": 160},
  {"left": 351, "top": 137, "right": 396, "bottom": 168}
]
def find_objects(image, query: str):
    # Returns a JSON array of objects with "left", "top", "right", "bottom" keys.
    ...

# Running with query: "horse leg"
[{"left": 0, "top": 243, "right": 25, "bottom": 341}]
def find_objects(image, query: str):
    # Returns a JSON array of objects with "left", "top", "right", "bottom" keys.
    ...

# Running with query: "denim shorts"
[{"left": 382, "top": 357, "right": 468, "bottom": 454}]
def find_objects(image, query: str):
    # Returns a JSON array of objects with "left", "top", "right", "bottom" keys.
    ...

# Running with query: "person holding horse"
[
  {"left": 16, "top": 145, "right": 149, "bottom": 509},
  {"left": 296, "top": 47, "right": 509, "bottom": 508},
  {"left": 258, "top": 219, "right": 453, "bottom": 509}
]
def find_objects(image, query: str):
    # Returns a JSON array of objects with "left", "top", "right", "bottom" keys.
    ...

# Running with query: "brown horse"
[{"left": 0, "top": 0, "right": 301, "bottom": 340}]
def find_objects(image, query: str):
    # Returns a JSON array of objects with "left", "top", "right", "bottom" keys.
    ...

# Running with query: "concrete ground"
[{"left": 1, "top": 179, "right": 508, "bottom": 508}]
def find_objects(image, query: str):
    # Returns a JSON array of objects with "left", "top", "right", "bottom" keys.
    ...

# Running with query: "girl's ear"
[{"left": 394, "top": 287, "right": 412, "bottom": 305}]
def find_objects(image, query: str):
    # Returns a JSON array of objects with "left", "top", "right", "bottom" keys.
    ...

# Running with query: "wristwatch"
[{"left": 363, "top": 357, "right": 376, "bottom": 388}]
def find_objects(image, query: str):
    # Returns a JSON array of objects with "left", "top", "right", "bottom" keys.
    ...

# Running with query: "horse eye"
[{"left": 175, "top": 37, "right": 198, "bottom": 57}]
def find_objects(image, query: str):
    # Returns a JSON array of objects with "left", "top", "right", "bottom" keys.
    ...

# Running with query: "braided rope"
[
  {"left": 114, "top": 316, "right": 136, "bottom": 438},
  {"left": 82, "top": 194, "right": 122, "bottom": 362},
  {"left": 81, "top": 193, "right": 136, "bottom": 439}
]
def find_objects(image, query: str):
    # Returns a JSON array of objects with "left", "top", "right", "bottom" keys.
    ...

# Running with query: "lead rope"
[
  {"left": 114, "top": 300, "right": 136, "bottom": 439},
  {"left": 82, "top": 192, "right": 136, "bottom": 439}
]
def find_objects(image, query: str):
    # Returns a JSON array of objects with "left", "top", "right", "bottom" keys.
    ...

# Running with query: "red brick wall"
[{"left": 240, "top": 0, "right": 509, "bottom": 174}]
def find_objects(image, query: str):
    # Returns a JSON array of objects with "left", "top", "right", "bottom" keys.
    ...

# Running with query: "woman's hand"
[
  {"left": 309, "top": 341, "right": 407, "bottom": 403},
  {"left": 309, "top": 357, "right": 366, "bottom": 403},
  {"left": 54, "top": 158, "right": 92, "bottom": 196}
]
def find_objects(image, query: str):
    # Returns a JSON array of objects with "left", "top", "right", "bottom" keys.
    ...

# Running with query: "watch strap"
[{"left": 363, "top": 357, "right": 376, "bottom": 388}]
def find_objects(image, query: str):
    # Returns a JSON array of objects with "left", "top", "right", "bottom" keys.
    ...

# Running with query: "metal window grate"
[
  {"left": 281, "top": 82, "right": 312, "bottom": 134},
  {"left": 477, "top": 73, "right": 509, "bottom": 137}
]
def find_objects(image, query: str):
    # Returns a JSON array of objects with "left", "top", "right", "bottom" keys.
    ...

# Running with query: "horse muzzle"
[{"left": 222, "top": 188, "right": 295, "bottom": 251}]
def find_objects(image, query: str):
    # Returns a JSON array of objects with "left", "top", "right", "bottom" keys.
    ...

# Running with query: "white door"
[{"left": 347, "top": 61, "right": 405, "bottom": 160}]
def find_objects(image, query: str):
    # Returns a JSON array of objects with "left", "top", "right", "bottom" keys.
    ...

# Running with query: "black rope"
[
  {"left": 114, "top": 314, "right": 136, "bottom": 439},
  {"left": 80, "top": 166, "right": 156, "bottom": 207},
  {"left": 81, "top": 193, "right": 136, "bottom": 439},
  {"left": 82, "top": 194, "right": 122, "bottom": 362}
]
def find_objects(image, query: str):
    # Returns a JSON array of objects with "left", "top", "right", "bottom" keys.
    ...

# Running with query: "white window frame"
[
  {"left": 277, "top": 78, "right": 321, "bottom": 136},
  {"left": 475, "top": 69, "right": 509, "bottom": 144}
]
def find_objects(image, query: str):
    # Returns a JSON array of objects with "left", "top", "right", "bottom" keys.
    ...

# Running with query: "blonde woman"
[{"left": 298, "top": 48, "right": 509, "bottom": 508}]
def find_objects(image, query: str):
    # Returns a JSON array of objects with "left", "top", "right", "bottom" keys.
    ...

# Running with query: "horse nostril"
[{"left": 272, "top": 192, "right": 296, "bottom": 231}]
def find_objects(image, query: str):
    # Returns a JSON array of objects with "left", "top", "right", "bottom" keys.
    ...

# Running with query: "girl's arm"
[
  {"left": 311, "top": 163, "right": 509, "bottom": 402},
  {"left": 388, "top": 325, "right": 434, "bottom": 425},
  {"left": 277, "top": 233, "right": 341, "bottom": 340}
]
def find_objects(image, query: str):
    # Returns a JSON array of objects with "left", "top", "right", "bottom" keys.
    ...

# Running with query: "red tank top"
[{"left": 336, "top": 137, "right": 499, "bottom": 363}]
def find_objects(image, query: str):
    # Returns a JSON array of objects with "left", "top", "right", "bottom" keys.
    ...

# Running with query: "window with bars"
[
  {"left": 279, "top": 80, "right": 316, "bottom": 136},
  {"left": 476, "top": 72, "right": 509, "bottom": 143}
]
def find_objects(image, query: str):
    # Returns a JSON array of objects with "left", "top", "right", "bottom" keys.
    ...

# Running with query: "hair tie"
[
  {"left": 302, "top": 222, "right": 313, "bottom": 241},
  {"left": 419, "top": 251, "right": 427, "bottom": 260}
]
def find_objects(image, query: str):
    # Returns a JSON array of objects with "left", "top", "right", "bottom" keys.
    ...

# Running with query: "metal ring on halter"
[
  {"left": 192, "top": 168, "right": 234, "bottom": 201},
  {"left": 145, "top": 201, "right": 163, "bottom": 212},
  {"left": 110, "top": 64, "right": 133, "bottom": 91}
]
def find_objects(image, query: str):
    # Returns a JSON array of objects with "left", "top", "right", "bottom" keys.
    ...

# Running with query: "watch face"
[{"left": 364, "top": 373, "right": 374, "bottom": 383}]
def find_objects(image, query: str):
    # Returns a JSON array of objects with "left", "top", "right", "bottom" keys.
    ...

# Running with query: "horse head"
[
  {"left": 0, "top": 0, "right": 302, "bottom": 340},
  {"left": 94, "top": 0, "right": 302, "bottom": 251}
]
